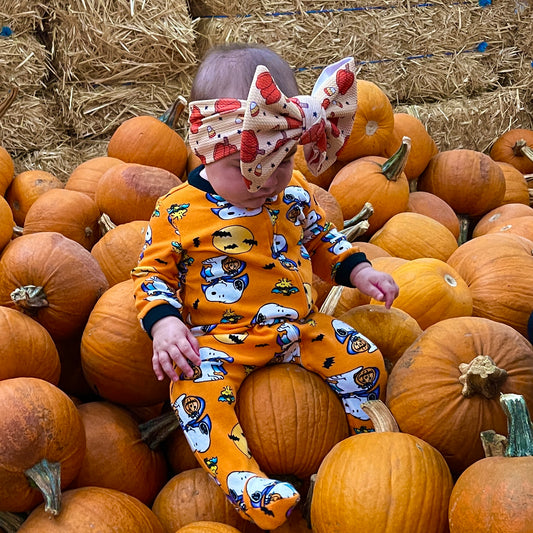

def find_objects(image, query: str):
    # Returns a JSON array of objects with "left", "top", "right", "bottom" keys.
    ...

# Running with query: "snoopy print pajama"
[{"left": 132, "top": 167, "right": 387, "bottom": 528}]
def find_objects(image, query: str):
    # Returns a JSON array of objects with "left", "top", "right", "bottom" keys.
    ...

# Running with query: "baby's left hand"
[{"left": 350, "top": 263, "right": 399, "bottom": 309}]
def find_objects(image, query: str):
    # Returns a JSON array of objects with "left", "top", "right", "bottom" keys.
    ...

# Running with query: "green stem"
[
  {"left": 24, "top": 458, "right": 61, "bottom": 516},
  {"left": 500, "top": 393, "right": 533, "bottom": 457},
  {"left": 159, "top": 96, "right": 187, "bottom": 130},
  {"left": 381, "top": 136, "right": 411, "bottom": 182},
  {"left": 457, "top": 215, "right": 470, "bottom": 246},
  {"left": 0, "top": 512, "right": 26, "bottom": 533}
]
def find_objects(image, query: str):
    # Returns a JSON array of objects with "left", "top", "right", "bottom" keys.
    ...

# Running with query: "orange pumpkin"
[
  {"left": 71, "top": 401, "right": 167, "bottom": 505},
  {"left": 0, "top": 377, "right": 86, "bottom": 514},
  {"left": 372, "top": 257, "right": 472, "bottom": 330},
  {"left": 0, "top": 232, "right": 109, "bottom": 340},
  {"left": 489, "top": 128, "right": 533, "bottom": 174},
  {"left": 0, "top": 145, "right": 14, "bottom": 196},
  {"left": 164, "top": 426, "right": 200, "bottom": 475},
  {"left": 80, "top": 279, "right": 170, "bottom": 406},
  {"left": 0, "top": 307, "right": 60, "bottom": 384},
  {"left": 95, "top": 162, "right": 182, "bottom": 225},
  {"left": 472, "top": 202, "right": 533, "bottom": 238},
  {"left": 383, "top": 112, "right": 438, "bottom": 182},
  {"left": 306, "top": 179, "right": 344, "bottom": 229},
  {"left": 91, "top": 220, "right": 148, "bottom": 286},
  {"left": 5, "top": 170, "right": 63, "bottom": 227},
  {"left": 447, "top": 232, "right": 533, "bottom": 337},
  {"left": 337, "top": 79, "right": 394, "bottom": 162},
  {"left": 108, "top": 115, "right": 188, "bottom": 177},
  {"left": 496, "top": 161, "right": 530, "bottom": 205},
  {"left": 22, "top": 188, "right": 101, "bottom": 250},
  {"left": 369, "top": 212, "right": 459, "bottom": 261},
  {"left": 406, "top": 190, "right": 460, "bottom": 240},
  {"left": 65, "top": 155, "right": 123, "bottom": 200},
  {"left": 18, "top": 486, "right": 164, "bottom": 532},
  {"left": 0, "top": 194, "right": 14, "bottom": 252},
  {"left": 235, "top": 364, "right": 349, "bottom": 478},
  {"left": 386, "top": 316, "right": 533, "bottom": 476},
  {"left": 482, "top": 215, "right": 533, "bottom": 241},
  {"left": 329, "top": 138, "right": 410, "bottom": 234},
  {"left": 293, "top": 144, "right": 345, "bottom": 189},
  {"left": 176, "top": 522, "right": 242, "bottom": 533}
]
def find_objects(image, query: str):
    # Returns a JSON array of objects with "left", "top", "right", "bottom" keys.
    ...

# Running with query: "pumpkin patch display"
[{"left": 489, "top": 128, "right": 533, "bottom": 175}]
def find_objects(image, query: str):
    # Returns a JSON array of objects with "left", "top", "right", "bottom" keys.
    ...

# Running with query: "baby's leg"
[
  {"left": 299, "top": 312, "right": 387, "bottom": 434},
  {"left": 169, "top": 338, "right": 299, "bottom": 530}
]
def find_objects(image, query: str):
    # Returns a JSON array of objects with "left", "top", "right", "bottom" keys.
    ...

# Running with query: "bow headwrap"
[{"left": 188, "top": 56, "right": 357, "bottom": 192}]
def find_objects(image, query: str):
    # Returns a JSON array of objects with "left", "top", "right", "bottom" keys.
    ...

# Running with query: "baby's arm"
[
  {"left": 151, "top": 316, "right": 202, "bottom": 382},
  {"left": 350, "top": 263, "right": 399, "bottom": 309}
]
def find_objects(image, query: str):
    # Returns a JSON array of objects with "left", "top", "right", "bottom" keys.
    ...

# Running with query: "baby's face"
[{"left": 205, "top": 148, "right": 296, "bottom": 209}]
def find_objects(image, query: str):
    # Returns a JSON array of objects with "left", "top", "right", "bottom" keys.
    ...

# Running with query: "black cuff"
[
  {"left": 334, "top": 252, "right": 371, "bottom": 287},
  {"left": 142, "top": 304, "right": 183, "bottom": 340}
]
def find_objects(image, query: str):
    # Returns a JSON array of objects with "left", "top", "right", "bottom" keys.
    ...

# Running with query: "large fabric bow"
[{"left": 188, "top": 56, "right": 357, "bottom": 192}]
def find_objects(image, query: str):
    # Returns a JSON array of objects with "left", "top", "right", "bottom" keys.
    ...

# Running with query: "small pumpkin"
[
  {"left": 472, "top": 202, "right": 533, "bottom": 238},
  {"left": 0, "top": 145, "right": 14, "bottom": 197},
  {"left": 0, "top": 194, "right": 14, "bottom": 252},
  {"left": 489, "top": 128, "right": 533, "bottom": 175},
  {"left": 65, "top": 155, "right": 123, "bottom": 200},
  {"left": 337, "top": 79, "right": 394, "bottom": 162},
  {"left": 107, "top": 115, "right": 188, "bottom": 178},
  {"left": 496, "top": 161, "right": 530, "bottom": 205}
]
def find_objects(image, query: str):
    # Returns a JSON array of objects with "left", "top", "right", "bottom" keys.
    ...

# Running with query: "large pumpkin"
[
  {"left": 0, "top": 232, "right": 108, "bottom": 340},
  {"left": 337, "top": 79, "right": 394, "bottom": 162},
  {"left": 18, "top": 486, "right": 164, "bottom": 532},
  {"left": 0, "top": 194, "right": 14, "bottom": 252},
  {"left": 0, "top": 145, "right": 14, "bottom": 196},
  {"left": 489, "top": 128, "right": 533, "bottom": 175},
  {"left": 107, "top": 115, "right": 188, "bottom": 178},
  {"left": 80, "top": 279, "right": 170, "bottom": 406},
  {"left": 472, "top": 202, "right": 533, "bottom": 238},
  {"left": 65, "top": 155, "right": 123, "bottom": 200},
  {"left": 496, "top": 161, "right": 530, "bottom": 205},
  {"left": 482, "top": 215, "right": 533, "bottom": 241},
  {"left": 0, "top": 377, "right": 86, "bottom": 514},
  {"left": 386, "top": 316, "right": 533, "bottom": 476},
  {"left": 447, "top": 232, "right": 533, "bottom": 337},
  {"left": 235, "top": 364, "right": 349, "bottom": 479}
]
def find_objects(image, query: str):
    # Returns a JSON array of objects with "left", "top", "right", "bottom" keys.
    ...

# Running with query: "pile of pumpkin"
[{"left": 0, "top": 78, "right": 533, "bottom": 533}]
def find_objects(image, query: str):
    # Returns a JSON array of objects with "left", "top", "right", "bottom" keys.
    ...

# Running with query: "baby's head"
[{"left": 190, "top": 43, "right": 299, "bottom": 101}]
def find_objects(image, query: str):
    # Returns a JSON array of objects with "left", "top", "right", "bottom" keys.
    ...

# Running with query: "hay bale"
[
  {"left": 0, "top": 1, "right": 45, "bottom": 35},
  {"left": 49, "top": 0, "right": 197, "bottom": 84}
]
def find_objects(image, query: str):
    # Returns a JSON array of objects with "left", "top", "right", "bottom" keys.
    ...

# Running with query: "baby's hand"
[
  {"left": 350, "top": 263, "right": 399, "bottom": 309},
  {"left": 151, "top": 316, "right": 202, "bottom": 381}
]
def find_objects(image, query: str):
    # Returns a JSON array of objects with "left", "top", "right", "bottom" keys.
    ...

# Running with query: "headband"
[{"left": 188, "top": 56, "right": 357, "bottom": 192}]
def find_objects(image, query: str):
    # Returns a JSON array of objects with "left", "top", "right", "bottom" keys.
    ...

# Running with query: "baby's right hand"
[{"left": 151, "top": 316, "right": 202, "bottom": 382}]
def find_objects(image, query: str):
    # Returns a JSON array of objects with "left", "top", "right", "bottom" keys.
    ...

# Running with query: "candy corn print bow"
[{"left": 188, "top": 56, "right": 357, "bottom": 192}]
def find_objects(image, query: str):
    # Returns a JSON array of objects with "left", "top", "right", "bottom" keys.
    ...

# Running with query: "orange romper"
[{"left": 132, "top": 167, "right": 387, "bottom": 529}]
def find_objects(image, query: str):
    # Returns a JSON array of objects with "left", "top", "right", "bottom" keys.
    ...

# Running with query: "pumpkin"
[
  {"left": 95, "top": 162, "right": 182, "bottom": 225},
  {"left": 235, "top": 364, "right": 349, "bottom": 479},
  {"left": 337, "top": 79, "right": 394, "bottom": 162},
  {"left": 306, "top": 180, "right": 344, "bottom": 229},
  {"left": 164, "top": 426, "right": 200, "bottom": 475},
  {"left": 448, "top": 393, "right": 533, "bottom": 533},
  {"left": 0, "top": 194, "right": 14, "bottom": 252},
  {"left": 107, "top": 115, "right": 188, "bottom": 178},
  {"left": 489, "top": 128, "right": 533, "bottom": 175},
  {"left": 472, "top": 202, "right": 533, "bottom": 238},
  {"left": 80, "top": 279, "right": 170, "bottom": 406},
  {"left": 329, "top": 137, "right": 410, "bottom": 234},
  {"left": 0, "top": 232, "right": 109, "bottom": 340},
  {"left": 71, "top": 401, "right": 167, "bottom": 506},
  {"left": 0, "top": 307, "right": 60, "bottom": 384},
  {"left": 0, "top": 377, "right": 86, "bottom": 514},
  {"left": 383, "top": 112, "right": 439, "bottom": 183},
  {"left": 406, "top": 190, "right": 460, "bottom": 240},
  {"left": 269, "top": 504, "right": 312, "bottom": 533},
  {"left": 65, "top": 155, "right": 123, "bottom": 200},
  {"left": 5, "top": 170, "right": 63, "bottom": 227},
  {"left": 338, "top": 304, "right": 423, "bottom": 372},
  {"left": 447, "top": 232, "right": 533, "bottom": 337},
  {"left": 310, "top": 400, "right": 453, "bottom": 533},
  {"left": 0, "top": 145, "right": 14, "bottom": 197},
  {"left": 186, "top": 145, "right": 203, "bottom": 175},
  {"left": 91, "top": 220, "right": 148, "bottom": 286},
  {"left": 22, "top": 188, "right": 101, "bottom": 250},
  {"left": 152, "top": 469, "right": 261, "bottom": 533},
  {"left": 496, "top": 161, "right": 530, "bottom": 205},
  {"left": 371, "top": 257, "right": 472, "bottom": 330},
  {"left": 176, "top": 522, "right": 242, "bottom": 533},
  {"left": 369, "top": 212, "right": 459, "bottom": 261},
  {"left": 482, "top": 215, "right": 533, "bottom": 241},
  {"left": 293, "top": 144, "right": 345, "bottom": 189},
  {"left": 18, "top": 486, "right": 164, "bottom": 532},
  {"left": 386, "top": 316, "right": 533, "bottom": 476}
]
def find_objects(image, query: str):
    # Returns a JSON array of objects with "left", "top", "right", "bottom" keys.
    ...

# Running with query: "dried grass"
[{"left": 0, "top": 1, "right": 46, "bottom": 34}]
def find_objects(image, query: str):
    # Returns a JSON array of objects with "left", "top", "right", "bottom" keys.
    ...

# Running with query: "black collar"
[{"left": 188, "top": 165, "right": 215, "bottom": 193}]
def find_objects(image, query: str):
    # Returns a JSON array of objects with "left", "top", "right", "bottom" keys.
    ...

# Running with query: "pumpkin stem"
[
  {"left": 0, "top": 512, "right": 26, "bottom": 533},
  {"left": 381, "top": 136, "right": 411, "bottom": 182},
  {"left": 24, "top": 458, "right": 61, "bottom": 516},
  {"left": 10, "top": 285, "right": 49, "bottom": 315},
  {"left": 342, "top": 202, "right": 373, "bottom": 241},
  {"left": 480, "top": 429, "right": 508, "bottom": 457},
  {"left": 12, "top": 225, "right": 23, "bottom": 238},
  {"left": 458, "top": 355, "right": 508, "bottom": 399},
  {"left": 0, "top": 87, "right": 18, "bottom": 120},
  {"left": 98, "top": 213, "right": 116, "bottom": 235},
  {"left": 361, "top": 399, "right": 400, "bottom": 433},
  {"left": 511, "top": 139, "right": 533, "bottom": 165},
  {"left": 318, "top": 285, "right": 343, "bottom": 315},
  {"left": 457, "top": 215, "right": 470, "bottom": 245},
  {"left": 139, "top": 410, "right": 180, "bottom": 450},
  {"left": 159, "top": 95, "right": 188, "bottom": 130},
  {"left": 500, "top": 393, "right": 533, "bottom": 457},
  {"left": 302, "top": 473, "right": 316, "bottom": 530}
]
